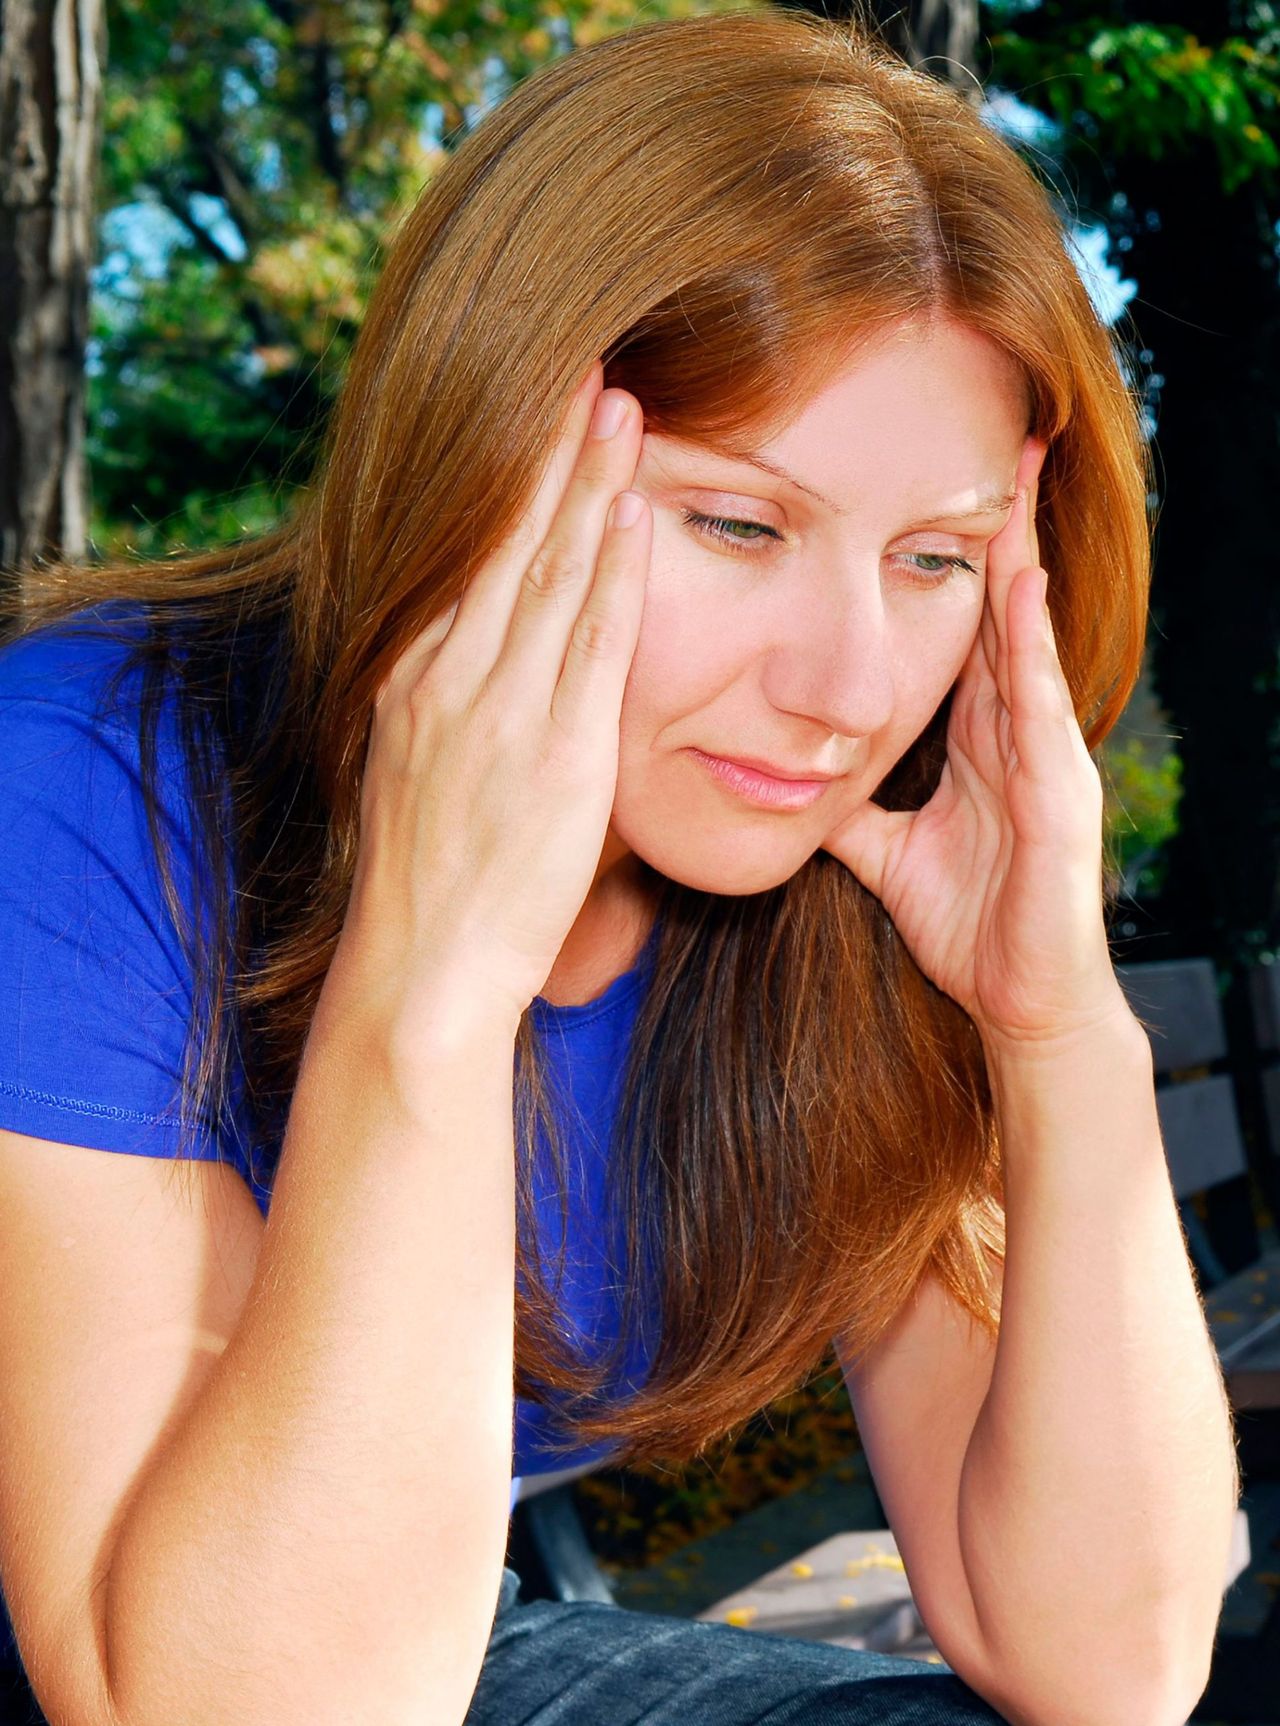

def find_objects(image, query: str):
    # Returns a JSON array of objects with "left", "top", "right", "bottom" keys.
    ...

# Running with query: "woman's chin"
[{"left": 625, "top": 826, "right": 821, "bottom": 898}]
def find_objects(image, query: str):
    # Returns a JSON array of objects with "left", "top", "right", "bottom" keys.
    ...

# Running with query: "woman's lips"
[{"left": 686, "top": 748, "right": 835, "bottom": 811}]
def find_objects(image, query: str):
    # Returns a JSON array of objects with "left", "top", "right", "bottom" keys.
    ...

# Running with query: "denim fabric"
[
  {"left": 0, "top": 1568, "right": 1013, "bottom": 1725},
  {"left": 463, "top": 1567, "right": 1012, "bottom": 1724}
]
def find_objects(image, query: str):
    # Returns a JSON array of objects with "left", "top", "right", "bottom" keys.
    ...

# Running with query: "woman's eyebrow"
[
  {"left": 696, "top": 446, "right": 1019, "bottom": 524},
  {"left": 727, "top": 450, "right": 844, "bottom": 513},
  {"left": 912, "top": 490, "right": 1021, "bottom": 524}
]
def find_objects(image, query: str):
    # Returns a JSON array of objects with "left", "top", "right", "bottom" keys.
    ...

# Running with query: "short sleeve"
[{"left": 0, "top": 616, "right": 256, "bottom": 1194}]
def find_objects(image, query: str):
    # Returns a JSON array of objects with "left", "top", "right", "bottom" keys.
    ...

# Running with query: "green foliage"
[
  {"left": 1098, "top": 724, "right": 1184, "bottom": 894},
  {"left": 987, "top": 15, "right": 1280, "bottom": 195},
  {"left": 94, "top": 2, "right": 1280, "bottom": 554},
  {"left": 91, "top": 0, "right": 752, "bottom": 556}
]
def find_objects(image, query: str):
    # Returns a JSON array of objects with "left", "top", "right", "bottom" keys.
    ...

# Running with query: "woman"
[{"left": 0, "top": 9, "right": 1238, "bottom": 1725}]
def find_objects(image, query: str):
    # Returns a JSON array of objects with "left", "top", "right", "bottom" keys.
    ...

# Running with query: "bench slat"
[
  {"left": 1154, "top": 1074, "right": 1249, "bottom": 1198},
  {"left": 694, "top": 1529, "right": 935, "bottom": 1657},
  {"left": 1117, "top": 959, "right": 1228, "bottom": 1071},
  {"left": 1200, "top": 1252, "right": 1280, "bottom": 1409},
  {"left": 1247, "top": 964, "right": 1280, "bottom": 1055}
]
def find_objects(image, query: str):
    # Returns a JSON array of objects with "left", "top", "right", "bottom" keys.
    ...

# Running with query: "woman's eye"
[
  {"left": 897, "top": 552, "right": 979, "bottom": 583},
  {"left": 680, "top": 509, "right": 781, "bottom": 555},
  {"left": 680, "top": 512, "right": 979, "bottom": 585}
]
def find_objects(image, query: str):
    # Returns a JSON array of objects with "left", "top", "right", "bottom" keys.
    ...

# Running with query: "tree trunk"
[
  {"left": 773, "top": 0, "right": 980, "bottom": 96},
  {"left": 0, "top": 0, "right": 106, "bottom": 588},
  {"left": 869, "top": 0, "right": 979, "bottom": 94}
]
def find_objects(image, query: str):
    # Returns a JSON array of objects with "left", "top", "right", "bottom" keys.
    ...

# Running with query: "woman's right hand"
[{"left": 335, "top": 360, "right": 652, "bottom": 1042}]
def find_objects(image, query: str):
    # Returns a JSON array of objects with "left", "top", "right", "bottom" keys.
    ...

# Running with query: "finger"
[
  {"left": 820, "top": 800, "right": 914, "bottom": 901},
  {"left": 551, "top": 488, "right": 652, "bottom": 739},
  {"left": 494, "top": 388, "right": 644, "bottom": 705},
  {"left": 1008, "top": 562, "right": 1080, "bottom": 791},
  {"left": 979, "top": 485, "right": 1025, "bottom": 712},
  {"left": 430, "top": 361, "right": 605, "bottom": 680},
  {"left": 981, "top": 438, "right": 1048, "bottom": 709},
  {"left": 373, "top": 598, "right": 459, "bottom": 708}
]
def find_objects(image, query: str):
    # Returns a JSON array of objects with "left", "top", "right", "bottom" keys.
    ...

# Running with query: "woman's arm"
[
  {"left": 823, "top": 447, "right": 1238, "bottom": 1724},
  {"left": 841, "top": 1009, "right": 1238, "bottom": 1726},
  {"left": 957, "top": 1009, "right": 1239, "bottom": 1726},
  {"left": 105, "top": 980, "right": 520, "bottom": 1726},
  {"left": 109, "top": 363, "right": 651, "bottom": 1726}
]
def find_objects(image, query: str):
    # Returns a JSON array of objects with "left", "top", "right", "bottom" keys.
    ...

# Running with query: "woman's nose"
[{"left": 758, "top": 570, "right": 897, "bottom": 741}]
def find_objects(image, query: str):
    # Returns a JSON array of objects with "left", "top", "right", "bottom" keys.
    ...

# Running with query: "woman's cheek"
[
  {"left": 911, "top": 586, "right": 984, "bottom": 698},
  {"left": 624, "top": 545, "right": 739, "bottom": 712},
  {"left": 875, "top": 602, "right": 982, "bottom": 762}
]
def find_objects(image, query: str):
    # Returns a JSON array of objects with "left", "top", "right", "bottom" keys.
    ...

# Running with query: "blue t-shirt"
[{"left": 0, "top": 606, "right": 660, "bottom": 1667}]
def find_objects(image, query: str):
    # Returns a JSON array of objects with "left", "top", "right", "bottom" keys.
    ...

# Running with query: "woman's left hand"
[{"left": 818, "top": 438, "right": 1132, "bottom": 1058}]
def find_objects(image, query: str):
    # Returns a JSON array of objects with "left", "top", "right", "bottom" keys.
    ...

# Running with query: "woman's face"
[{"left": 604, "top": 314, "right": 1034, "bottom": 896}]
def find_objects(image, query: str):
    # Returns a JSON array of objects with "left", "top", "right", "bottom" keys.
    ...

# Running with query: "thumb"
[{"left": 819, "top": 801, "right": 912, "bottom": 900}]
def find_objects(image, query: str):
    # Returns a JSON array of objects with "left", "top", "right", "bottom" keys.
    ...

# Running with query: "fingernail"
[
  {"left": 591, "top": 392, "right": 627, "bottom": 440},
  {"left": 611, "top": 490, "right": 644, "bottom": 529}
]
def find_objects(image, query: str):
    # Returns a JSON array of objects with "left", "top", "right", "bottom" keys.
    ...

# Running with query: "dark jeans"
[
  {"left": 0, "top": 1568, "right": 1012, "bottom": 1724},
  {"left": 463, "top": 1566, "right": 1011, "bottom": 1724}
]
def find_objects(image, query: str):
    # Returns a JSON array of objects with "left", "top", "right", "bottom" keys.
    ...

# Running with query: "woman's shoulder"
[
  {"left": 0, "top": 598, "right": 155, "bottom": 716},
  {"left": 0, "top": 599, "right": 210, "bottom": 833},
  {"left": 0, "top": 597, "right": 259, "bottom": 1193}
]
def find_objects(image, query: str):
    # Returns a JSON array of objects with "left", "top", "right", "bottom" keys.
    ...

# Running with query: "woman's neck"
[{"left": 539, "top": 855, "right": 658, "bottom": 1009}]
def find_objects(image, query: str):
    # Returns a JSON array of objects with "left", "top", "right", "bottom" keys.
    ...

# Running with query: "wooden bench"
[
  {"left": 509, "top": 1463, "right": 618, "bottom": 1604},
  {"left": 509, "top": 1456, "right": 956, "bottom": 1655},
  {"left": 1116, "top": 958, "right": 1280, "bottom": 1411}
]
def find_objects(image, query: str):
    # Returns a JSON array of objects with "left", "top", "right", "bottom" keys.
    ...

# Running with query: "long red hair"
[{"left": 4, "top": 8, "right": 1149, "bottom": 1463}]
